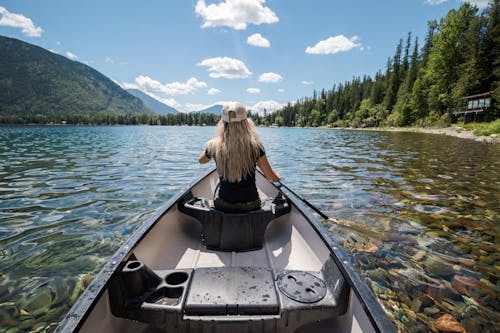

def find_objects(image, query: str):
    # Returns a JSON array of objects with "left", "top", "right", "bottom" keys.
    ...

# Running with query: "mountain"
[
  {"left": 126, "top": 89, "right": 178, "bottom": 115},
  {"left": 194, "top": 104, "right": 223, "bottom": 115},
  {"left": 0, "top": 35, "right": 153, "bottom": 117}
]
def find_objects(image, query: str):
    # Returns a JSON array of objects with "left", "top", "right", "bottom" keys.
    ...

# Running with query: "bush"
[{"left": 464, "top": 119, "right": 500, "bottom": 136}]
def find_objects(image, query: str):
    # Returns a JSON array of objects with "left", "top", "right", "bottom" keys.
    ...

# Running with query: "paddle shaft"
[{"left": 277, "top": 181, "right": 330, "bottom": 220}]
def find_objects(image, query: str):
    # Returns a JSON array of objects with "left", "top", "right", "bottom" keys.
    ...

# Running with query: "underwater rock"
[
  {"left": 451, "top": 275, "right": 479, "bottom": 298},
  {"left": 428, "top": 283, "right": 460, "bottom": 303},
  {"left": 354, "top": 240, "right": 379, "bottom": 253},
  {"left": 426, "top": 230, "right": 450, "bottom": 239},
  {"left": 423, "top": 306, "right": 440, "bottom": 316},
  {"left": 21, "top": 287, "right": 53, "bottom": 318},
  {"left": 412, "top": 250, "right": 426, "bottom": 262},
  {"left": 365, "top": 268, "right": 389, "bottom": 286},
  {"left": 31, "top": 321, "right": 47, "bottom": 332},
  {"left": 401, "top": 303, "right": 417, "bottom": 321},
  {"left": 383, "top": 232, "right": 418, "bottom": 245},
  {"left": 460, "top": 317, "right": 481, "bottom": 333},
  {"left": 410, "top": 297, "right": 423, "bottom": 312},
  {"left": 70, "top": 273, "right": 94, "bottom": 303},
  {"left": 478, "top": 255, "right": 493, "bottom": 265},
  {"left": 434, "top": 313, "right": 465, "bottom": 332},
  {"left": 332, "top": 202, "right": 343, "bottom": 209},
  {"left": 452, "top": 274, "right": 498, "bottom": 309},
  {"left": 51, "top": 277, "right": 71, "bottom": 306},
  {"left": 0, "top": 303, "right": 19, "bottom": 326},
  {"left": 423, "top": 258, "right": 455, "bottom": 278}
]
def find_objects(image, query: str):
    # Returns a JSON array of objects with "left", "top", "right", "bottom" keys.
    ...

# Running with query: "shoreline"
[
  {"left": 3, "top": 123, "right": 499, "bottom": 144},
  {"left": 344, "top": 126, "right": 499, "bottom": 144}
]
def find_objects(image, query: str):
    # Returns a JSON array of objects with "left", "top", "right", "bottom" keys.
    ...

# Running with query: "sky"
[{"left": 0, "top": 0, "right": 492, "bottom": 113}]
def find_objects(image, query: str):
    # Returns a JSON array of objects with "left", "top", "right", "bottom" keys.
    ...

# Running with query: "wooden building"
[{"left": 453, "top": 92, "right": 493, "bottom": 123}]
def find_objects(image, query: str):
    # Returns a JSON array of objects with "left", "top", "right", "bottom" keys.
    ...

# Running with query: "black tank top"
[{"left": 206, "top": 146, "right": 265, "bottom": 203}]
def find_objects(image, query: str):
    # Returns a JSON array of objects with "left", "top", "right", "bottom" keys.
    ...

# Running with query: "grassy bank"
[{"left": 461, "top": 119, "right": 500, "bottom": 136}]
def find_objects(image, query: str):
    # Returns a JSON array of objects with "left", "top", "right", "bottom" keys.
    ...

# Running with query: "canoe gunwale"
[
  {"left": 57, "top": 168, "right": 396, "bottom": 333},
  {"left": 55, "top": 169, "right": 216, "bottom": 333},
  {"left": 276, "top": 179, "right": 397, "bottom": 333}
]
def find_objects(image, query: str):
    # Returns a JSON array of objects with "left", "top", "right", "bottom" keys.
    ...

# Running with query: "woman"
[{"left": 199, "top": 102, "right": 280, "bottom": 212}]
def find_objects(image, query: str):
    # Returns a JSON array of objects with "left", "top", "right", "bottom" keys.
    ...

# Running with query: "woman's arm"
[
  {"left": 199, "top": 150, "right": 211, "bottom": 164},
  {"left": 257, "top": 155, "right": 280, "bottom": 182}
]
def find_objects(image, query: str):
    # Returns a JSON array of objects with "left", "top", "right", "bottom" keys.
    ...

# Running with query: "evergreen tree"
[
  {"left": 383, "top": 39, "right": 403, "bottom": 111},
  {"left": 420, "top": 4, "right": 478, "bottom": 123},
  {"left": 484, "top": 0, "right": 500, "bottom": 111}
]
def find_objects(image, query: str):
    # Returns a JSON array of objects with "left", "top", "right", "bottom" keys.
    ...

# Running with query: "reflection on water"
[{"left": 0, "top": 126, "right": 498, "bottom": 332}]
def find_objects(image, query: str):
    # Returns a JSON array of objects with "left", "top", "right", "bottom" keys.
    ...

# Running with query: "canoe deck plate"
[{"left": 277, "top": 271, "right": 327, "bottom": 303}]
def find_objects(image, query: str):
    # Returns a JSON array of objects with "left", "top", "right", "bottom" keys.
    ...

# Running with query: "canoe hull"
[{"left": 56, "top": 169, "right": 395, "bottom": 333}]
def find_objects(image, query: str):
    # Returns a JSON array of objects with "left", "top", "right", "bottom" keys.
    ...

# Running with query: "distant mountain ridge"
[
  {"left": 194, "top": 104, "right": 222, "bottom": 114},
  {"left": 0, "top": 35, "right": 153, "bottom": 116},
  {"left": 126, "top": 89, "right": 179, "bottom": 115}
]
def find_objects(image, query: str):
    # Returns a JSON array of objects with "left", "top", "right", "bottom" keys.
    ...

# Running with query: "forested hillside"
[
  {"left": 0, "top": 36, "right": 153, "bottom": 121},
  {"left": 259, "top": 1, "right": 499, "bottom": 128}
]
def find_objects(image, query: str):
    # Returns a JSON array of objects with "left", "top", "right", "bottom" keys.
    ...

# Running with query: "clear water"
[{"left": 0, "top": 126, "right": 498, "bottom": 332}]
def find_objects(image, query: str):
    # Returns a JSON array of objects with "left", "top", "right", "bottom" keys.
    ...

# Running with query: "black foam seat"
[{"left": 178, "top": 192, "right": 291, "bottom": 251}]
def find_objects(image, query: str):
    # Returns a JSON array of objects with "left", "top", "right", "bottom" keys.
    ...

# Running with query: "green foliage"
[
  {"left": 0, "top": 112, "right": 220, "bottom": 126},
  {"left": 463, "top": 119, "right": 500, "bottom": 135},
  {"left": 255, "top": 1, "right": 498, "bottom": 129}
]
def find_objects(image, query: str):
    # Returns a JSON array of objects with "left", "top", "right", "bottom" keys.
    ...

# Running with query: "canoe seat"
[
  {"left": 178, "top": 192, "right": 291, "bottom": 251},
  {"left": 184, "top": 267, "right": 279, "bottom": 315}
]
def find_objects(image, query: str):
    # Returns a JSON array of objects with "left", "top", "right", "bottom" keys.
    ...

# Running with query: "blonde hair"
[{"left": 207, "top": 118, "right": 262, "bottom": 182}]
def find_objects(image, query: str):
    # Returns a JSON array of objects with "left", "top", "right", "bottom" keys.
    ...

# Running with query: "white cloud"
[
  {"left": 302, "top": 80, "right": 314, "bottom": 85},
  {"left": 120, "top": 82, "right": 138, "bottom": 90},
  {"left": 133, "top": 88, "right": 182, "bottom": 110},
  {"left": 247, "top": 33, "right": 270, "bottom": 47},
  {"left": 135, "top": 75, "right": 207, "bottom": 95},
  {"left": 249, "top": 100, "right": 284, "bottom": 115},
  {"left": 105, "top": 57, "right": 115, "bottom": 64},
  {"left": 198, "top": 57, "right": 252, "bottom": 79},
  {"left": 278, "top": 88, "right": 285, "bottom": 93},
  {"left": 425, "top": 1, "right": 490, "bottom": 9},
  {"left": 424, "top": 0, "right": 447, "bottom": 4},
  {"left": 155, "top": 96, "right": 181, "bottom": 109},
  {"left": 185, "top": 103, "right": 213, "bottom": 113},
  {"left": 0, "top": 6, "right": 43, "bottom": 37},
  {"left": 247, "top": 87, "right": 261, "bottom": 94},
  {"left": 65, "top": 52, "right": 78, "bottom": 60},
  {"left": 306, "top": 35, "right": 361, "bottom": 55},
  {"left": 195, "top": 0, "right": 278, "bottom": 30},
  {"left": 462, "top": 0, "right": 491, "bottom": 8},
  {"left": 258, "top": 72, "right": 283, "bottom": 83},
  {"left": 207, "top": 88, "right": 221, "bottom": 95}
]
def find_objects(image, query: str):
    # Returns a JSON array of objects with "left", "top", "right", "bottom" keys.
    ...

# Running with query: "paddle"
[
  {"left": 276, "top": 180, "right": 380, "bottom": 235},
  {"left": 276, "top": 180, "right": 329, "bottom": 220},
  {"left": 277, "top": 181, "right": 397, "bottom": 333}
]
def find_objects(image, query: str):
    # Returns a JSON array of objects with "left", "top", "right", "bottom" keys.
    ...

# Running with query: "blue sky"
[{"left": 0, "top": 0, "right": 491, "bottom": 113}]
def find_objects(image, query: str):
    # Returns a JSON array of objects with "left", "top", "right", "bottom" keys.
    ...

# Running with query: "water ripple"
[{"left": 0, "top": 126, "right": 498, "bottom": 333}]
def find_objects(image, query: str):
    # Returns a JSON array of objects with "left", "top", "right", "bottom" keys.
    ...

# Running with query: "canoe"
[{"left": 56, "top": 169, "right": 396, "bottom": 333}]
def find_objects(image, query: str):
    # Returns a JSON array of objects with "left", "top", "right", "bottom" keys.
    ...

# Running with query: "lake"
[{"left": 0, "top": 125, "right": 498, "bottom": 332}]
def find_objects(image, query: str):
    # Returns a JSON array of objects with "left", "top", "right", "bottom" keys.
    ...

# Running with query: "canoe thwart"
[{"left": 178, "top": 192, "right": 291, "bottom": 251}]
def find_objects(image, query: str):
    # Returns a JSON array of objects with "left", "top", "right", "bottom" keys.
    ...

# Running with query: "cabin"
[{"left": 453, "top": 92, "right": 493, "bottom": 123}]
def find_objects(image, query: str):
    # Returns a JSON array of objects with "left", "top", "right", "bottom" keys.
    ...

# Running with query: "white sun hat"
[{"left": 221, "top": 102, "right": 247, "bottom": 123}]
